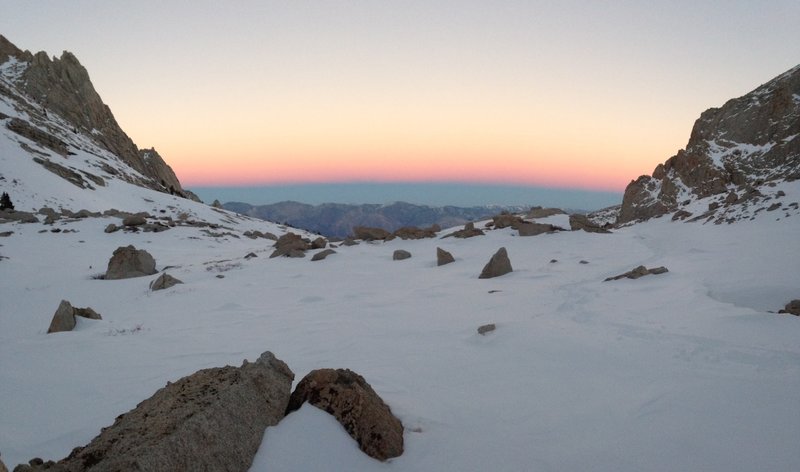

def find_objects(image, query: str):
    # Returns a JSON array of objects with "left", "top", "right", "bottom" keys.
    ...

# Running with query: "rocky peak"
[
  {"left": 0, "top": 35, "right": 194, "bottom": 199},
  {"left": 618, "top": 64, "right": 800, "bottom": 224}
]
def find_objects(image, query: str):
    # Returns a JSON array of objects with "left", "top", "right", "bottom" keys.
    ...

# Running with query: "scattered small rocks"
[
  {"left": 149, "top": 273, "right": 183, "bottom": 291},
  {"left": 270, "top": 232, "right": 310, "bottom": 258},
  {"left": 47, "top": 300, "right": 102, "bottom": 333},
  {"left": 311, "top": 249, "right": 337, "bottom": 261},
  {"left": 479, "top": 247, "right": 512, "bottom": 279},
  {"left": 442, "top": 221, "right": 485, "bottom": 239},
  {"left": 286, "top": 368, "right": 404, "bottom": 461},
  {"left": 436, "top": 247, "right": 455, "bottom": 266},
  {"left": 604, "top": 265, "right": 669, "bottom": 281},
  {"left": 393, "top": 249, "right": 412, "bottom": 261},
  {"left": 477, "top": 323, "right": 496, "bottom": 335},
  {"left": 105, "top": 245, "right": 157, "bottom": 279}
]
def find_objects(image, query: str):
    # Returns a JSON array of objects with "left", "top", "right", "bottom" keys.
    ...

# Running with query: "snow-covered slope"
[{"left": 1, "top": 195, "right": 798, "bottom": 470}]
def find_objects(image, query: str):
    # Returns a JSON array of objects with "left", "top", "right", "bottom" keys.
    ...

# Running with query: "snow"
[
  {"left": 0, "top": 57, "right": 27, "bottom": 82},
  {"left": 706, "top": 139, "right": 776, "bottom": 168},
  {"left": 1, "top": 59, "right": 799, "bottom": 471}
]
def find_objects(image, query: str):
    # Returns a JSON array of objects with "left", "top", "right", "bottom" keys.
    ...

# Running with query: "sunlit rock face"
[{"left": 618, "top": 64, "right": 800, "bottom": 224}]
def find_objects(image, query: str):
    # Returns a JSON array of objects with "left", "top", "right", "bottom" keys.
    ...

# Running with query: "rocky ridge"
[
  {"left": 618, "top": 64, "right": 800, "bottom": 224},
  {"left": 0, "top": 35, "right": 193, "bottom": 200}
]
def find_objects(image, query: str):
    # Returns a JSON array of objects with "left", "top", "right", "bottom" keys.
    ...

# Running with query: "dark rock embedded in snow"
[
  {"left": 393, "top": 249, "right": 412, "bottom": 260},
  {"left": 436, "top": 247, "right": 455, "bottom": 266},
  {"left": 569, "top": 214, "right": 611, "bottom": 233},
  {"left": 105, "top": 245, "right": 157, "bottom": 279},
  {"left": 22, "top": 352, "right": 294, "bottom": 472},
  {"left": 479, "top": 247, "right": 513, "bottom": 279},
  {"left": 604, "top": 265, "right": 669, "bottom": 281},
  {"left": 477, "top": 323, "right": 496, "bottom": 335},
  {"left": 517, "top": 222, "right": 559, "bottom": 236},
  {"left": 442, "top": 221, "right": 485, "bottom": 239},
  {"left": 311, "top": 249, "right": 337, "bottom": 261},
  {"left": 286, "top": 368, "right": 404, "bottom": 461},
  {"left": 778, "top": 299, "right": 800, "bottom": 316}
]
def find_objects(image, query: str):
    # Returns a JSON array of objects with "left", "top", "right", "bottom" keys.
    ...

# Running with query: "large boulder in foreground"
[
  {"left": 105, "top": 245, "right": 157, "bottom": 280},
  {"left": 38, "top": 351, "right": 294, "bottom": 472},
  {"left": 286, "top": 368, "right": 404, "bottom": 461},
  {"left": 479, "top": 247, "right": 513, "bottom": 279},
  {"left": 47, "top": 300, "right": 101, "bottom": 334}
]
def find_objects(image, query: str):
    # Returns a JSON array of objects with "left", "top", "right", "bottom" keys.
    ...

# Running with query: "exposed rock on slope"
[
  {"left": 0, "top": 35, "right": 192, "bottom": 199},
  {"left": 618, "top": 64, "right": 800, "bottom": 224}
]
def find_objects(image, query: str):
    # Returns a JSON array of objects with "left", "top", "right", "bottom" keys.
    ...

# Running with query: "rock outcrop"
[
  {"left": 517, "top": 222, "right": 560, "bottom": 236},
  {"left": 604, "top": 265, "right": 669, "bottom": 282},
  {"left": 286, "top": 368, "right": 404, "bottom": 461},
  {"left": 105, "top": 245, "right": 157, "bottom": 279},
  {"left": 20, "top": 352, "right": 294, "bottom": 472},
  {"left": 618, "top": 64, "right": 800, "bottom": 224},
  {"left": 0, "top": 35, "right": 193, "bottom": 199},
  {"left": 47, "top": 300, "right": 101, "bottom": 334},
  {"left": 569, "top": 214, "right": 611, "bottom": 233},
  {"left": 353, "top": 226, "right": 392, "bottom": 241},
  {"left": 442, "top": 222, "right": 485, "bottom": 239},
  {"left": 479, "top": 247, "right": 513, "bottom": 279}
]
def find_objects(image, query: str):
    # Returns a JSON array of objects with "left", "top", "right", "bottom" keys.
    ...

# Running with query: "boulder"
[
  {"left": 569, "top": 214, "right": 611, "bottom": 233},
  {"left": 778, "top": 299, "right": 800, "bottom": 316},
  {"left": 393, "top": 226, "right": 437, "bottom": 240},
  {"left": 436, "top": 247, "right": 455, "bottom": 266},
  {"left": 393, "top": 250, "right": 412, "bottom": 261},
  {"left": 353, "top": 226, "right": 391, "bottom": 241},
  {"left": 479, "top": 248, "right": 513, "bottom": 279},
  {"left": 491, "top": 213, "right": 525, "bottom": 229},
  {"left": 286, "top": 369, "right": 404, "bottom": 461},
  {"left": 34, "top": 352, "right": 294, "bottom": 472},
  {"left": 270, "top": 232, "right": 310, "bottom": 258},
  {"left": 604, "top": 265, "right": 669, "bottom": 281},
  {"left": 311, "top": 237, "right": 327, "bottom": 249},
  {"left": 105, "top": 245, "right": 157, "bottom": 279},
  {"left": 149, "top": 273, "right": 183, "bottom": 291},
  {"left": 311, "top": 249, "right": 337, "bottom": 261},
  {"left": 104, "top": 223, "right": 119, "bottom": 233},
  {"left": 122, "top": 214, "right": 148, "bottom": 227},
  {"left": 47, "top": 300, "right": 101, "bottom": 333},
  {"left": 517, "top": 222, "right": 558, "bottom": 236}
]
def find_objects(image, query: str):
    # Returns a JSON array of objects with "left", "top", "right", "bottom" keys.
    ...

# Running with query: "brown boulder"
[
  {"left": 491, "top": 213, "right": 525, "bottom": 229},
  {"left": 517, "top": 222, "right": 559, "bottom": 236},
  {"left": 479, "top": 247, "right": 513, "bottom": 279},
  {"left": 105, "top": 245, "right": 157, "bottom": 279},
  {"left": 286, "top": 369, "right": 404, "bottom": 461},
  {"left": 779, "top": 299, "right": 800, "bottom": 316},
  {"left": 122, "top": 215, "right": 147, "bottom": 227},
  {"left": 311, "top": 249, "right": 337, "bottom": 261}
]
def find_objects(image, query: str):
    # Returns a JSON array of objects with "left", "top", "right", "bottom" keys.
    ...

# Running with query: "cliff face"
[
  {"left": 618, "top": 65, "right": 800, "bottom": 224},
  {"left": 0, "top": 35, "right": 191, "bottom": 199}
]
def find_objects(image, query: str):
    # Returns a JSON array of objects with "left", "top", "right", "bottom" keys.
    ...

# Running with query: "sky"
[{"left": 1, "top": 1, "right": 799, "bottom": 202}]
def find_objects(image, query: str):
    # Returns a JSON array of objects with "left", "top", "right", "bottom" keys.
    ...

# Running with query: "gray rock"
[
  {"left": 286, "top": 368, "right": 404, "bottom": 461},
  {"left": 779, "top": 299, "right": 800, "bottom": 316},
  {"left": 105, "top": 245, "right": 157, "bottom": 279},
  {"left": 393, "top": 250, "right": 412, "bottom": 261},
  {"left": 311, "top": 249, "right": 337, "bottom": 261},
  {"left": 517, "top": 222, "right": 559, "bottom": 236},
  {"left": 47, "top": 300, "right": 101, "bottom": 333},
  {"left": 122, "top": 215, "right": 147, "bottom": 226},
  {"left": 47, "top": 300, "right": 76, "bottom": 334},
  {"left": 45, "top": 352, "right": 294, "bottom": 472},
  {"left": 103, "top": 223, "right": 119, "bottom": 233},
  {"left": 479, "top": 247, "right": 513, "bottom": 279},
  {"left": 149, "top": 273, "right": 184, "bottom": 291},
  {"left": 311, "top": 237, "right": 327, "bottom": 249},
  {"left": 244, "top": 252, "right": 258, "bottom": 259},
  {"left": 436, "top": 247, "right": 455, "bottom": 266},
  {"left": 477, "top": 323, "right": 496, "bottom": 335}
]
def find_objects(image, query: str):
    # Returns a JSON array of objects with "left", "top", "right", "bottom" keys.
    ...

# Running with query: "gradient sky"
[{"left": 2, "top": 1, "right": 799, "bottom": 192}]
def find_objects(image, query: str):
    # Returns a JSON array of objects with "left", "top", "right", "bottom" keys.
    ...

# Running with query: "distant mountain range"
[{"left": 223, "top": 201, "right": 530, "bottom": 238}]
